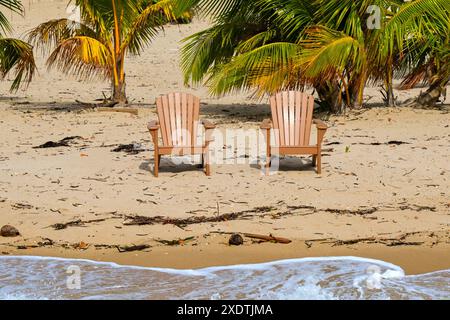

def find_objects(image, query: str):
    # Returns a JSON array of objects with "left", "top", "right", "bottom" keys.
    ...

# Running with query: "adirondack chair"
[
  {"left": 260, "top": 91, "right": 328, "bottom": 174},
  {"left": 147, "top": 93, "right": 215, "bottom": 177}
]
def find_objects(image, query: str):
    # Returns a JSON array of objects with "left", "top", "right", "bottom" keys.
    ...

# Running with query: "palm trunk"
[
  {"left": 315, "top": 80, "right": 344, "bottom": 114},
  {"left": 381, "top": 59, "right": 396, "bottom": 107},
  {"left": 416, "top": 79, "right": 447, "bottom": 107},
  {"left": 110, "top": 0, "right": 127, "bottom": 104},
  {"left": 112, "top": 74, "right": 127, "bottom": 104}
]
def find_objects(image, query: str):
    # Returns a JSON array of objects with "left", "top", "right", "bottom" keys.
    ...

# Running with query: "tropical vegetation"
[
  {"left": 178, "top": 0, "right": 449, "bottom": 113},
  {"left": 0, "top": 0, "right": 36, "bottom": 92},
  {"left": 28, "top": 0, "right": 189, "bottom": 103}
]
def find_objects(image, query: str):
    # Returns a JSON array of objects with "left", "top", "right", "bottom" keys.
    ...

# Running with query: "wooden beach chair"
[
  {"left": 147, "top": 93, "right": 215, "bottom": 177},
  {"left": 260, "top": 91, "right": 328, "bottom": 174}
]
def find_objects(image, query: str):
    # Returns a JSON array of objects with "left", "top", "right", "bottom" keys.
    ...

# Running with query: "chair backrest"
[
  {"left": 156, "top": 92, "right": 200, "bottom": 147},
  {"left": 269, "top": 91, "right": 315, "bottom": 146}
]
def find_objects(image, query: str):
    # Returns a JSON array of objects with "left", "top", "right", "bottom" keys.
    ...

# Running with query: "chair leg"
[
  {"left": 204, "top": 152, "right": 211, "bottom": 176},
  {"left": 312, "top": 155, "right": 317, "bottom": 167},
  {"left": 265, "top": 151, "right": 271, "bottom": 175},
  {"left": 203, "top": 143, "right": 211, "bottom": 176},
  {"left": 265, "top": 130, "right": 271, "bottom": 176},
  {"left": 316, "top": 152, "right": 322, "bottom": 174},
  {"left": 154, "top": 150, "right": 159, "bottom": 177},
  {"left": 158, "top": 155, "right": 161, "bottom": 168}
]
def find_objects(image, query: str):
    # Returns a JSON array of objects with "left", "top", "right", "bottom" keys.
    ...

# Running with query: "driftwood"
[
  {"left": 210, "top": 231, "right": 292, "bottom": 244},
  {"left": 50, "top": 218, "right": 107, "bottom": 230},
  {"left": 155, "top": 236, "right": 195, "bottom": 246},
  {"left": 75, "top": 100, "right": 118, "bottom": 109},
  {"left": 116, "top": 244, "right": 151, "bottom": 252},
  {"left": 243, "top": 233, "right": 291, "bottom": 244},
  {"left": 97, "top": 107, "right": 138, "bottom": 115},
  {"left": 74, "top": 100, "right": 138, "bottom": 115}
]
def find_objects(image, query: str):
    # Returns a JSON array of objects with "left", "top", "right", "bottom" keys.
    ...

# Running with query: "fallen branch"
[
  {"left": 50, "top": 218, "right": 107, "bottom": 230},
  {"left": 155, "top": 236, "right": 195, "bottom": 246},
  {"left": 116, "top": 244, "right": 151, "bottom": 252},
  {"left": 75, "top": 100, "right": 118, "bottom": 109},
  {"left": 243, "top": 233, "right": 291, "bottom": 244},
  {"left": 209, "top": 231, "right": 291, "bottom": 244}
]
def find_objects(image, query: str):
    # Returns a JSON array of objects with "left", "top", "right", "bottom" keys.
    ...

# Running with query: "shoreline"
[{"left": 2, "top": 239, "right": 450, "bottom": 275}]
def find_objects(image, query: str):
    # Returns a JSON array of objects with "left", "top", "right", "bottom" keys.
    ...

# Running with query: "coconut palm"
[
  {"left": 28, "top": 0, "right": 187, "bottom": 104},
  {"left": 0, "top": 0, "right": 36, "bottom": 91},
  {"left": 380, "top": 0, "right": 449, "bottom": 107},
  {"left": 179, "top": 0, "right": 449, "bottom": 112},
  {"left": 179, "top": 0, "right": 393, "bottom": 112}
]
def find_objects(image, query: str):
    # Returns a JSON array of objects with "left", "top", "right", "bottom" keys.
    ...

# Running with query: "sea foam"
[{"left": 0, "top": 256, "right": 448, "bottom": 300}]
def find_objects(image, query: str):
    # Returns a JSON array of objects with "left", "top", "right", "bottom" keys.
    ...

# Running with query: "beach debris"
[
  {"left": 403, "top": 168, "right": 416, "bottom": 176},
  {"left": 324, "top": 141, "right": 341, "bottom": 145},
  {"left": 33, "top": 136, "right": 82, "bottom": 149},
  {"left": 213, "top": 231, "right": 291, "bottom": 244},
  {"left": 398, "top": 204, "right": 436, "bottom": 212},
  {"left": 243, "top": 233, "right": 291, "bottom": 244},
  {"left": 97, "top": 107, "right": 139, "bottom": 115},
  {"left": 116, "top": 244, "right": 151, "bottom": 252},
  {"left": 75, "top": 99, "right": 118, "bottom": 109},
  {"left": 37, "top": 238, "right": 54, "bottom": 246},
  {"left": 82, "top": 176, "right": 110, "bottom": 182},
  {"left": 352, "top": 140, "right": 410, "bottom": 146},
  {"left": 0, "top": 225, "right": 20, "bottom": 237},
  {"left": 50, "top": 218, "right": 107, "bottom": 230},
  {"left": 323, "top": 207, "right": 377, "bottom": 216},
  {"left": 11, "top": 202, "right": 33, "bottom": 210},
  {"left": 73, "top": 241, "right": 89, "bottom": 250},
  {"left": 112, "top": 143, "right": 146, "bottom": 154},
  {"left": 228, "top": 233, "right": 244, "bottom": 245},
  {"left": 156, "top": 236, "right": 195, "bottom": 246},
  {"left": 123, "top": 206, "right": 273, "bottom": 228}
]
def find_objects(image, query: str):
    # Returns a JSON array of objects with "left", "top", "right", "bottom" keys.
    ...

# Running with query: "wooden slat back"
[
  {"left": 269, "top": 91, "right": 315, "bottom": 146},
  {"left": 155, "top": 93, "right": 200, "bottom": 147}
]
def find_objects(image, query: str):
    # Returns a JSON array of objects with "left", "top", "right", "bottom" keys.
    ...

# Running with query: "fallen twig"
[
  {"left": 50, "top": 218, "right": 107, "bottom": 230},
  {"left": 116, "top": 244, "right": 151, "bottom": 252}
]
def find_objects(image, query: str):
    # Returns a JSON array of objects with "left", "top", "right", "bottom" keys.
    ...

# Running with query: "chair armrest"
[
  {"left": 260, "top": 118, "right": 272, "bottom": 129},
  {"left": 147, "top": 120, "right": 160, "bottom": 131},
  {"left": 201, "top": 119, "right": 216, "bottom": 129},
  {"left": 313, "top": 119, "right": 327, "bottom": 130}
]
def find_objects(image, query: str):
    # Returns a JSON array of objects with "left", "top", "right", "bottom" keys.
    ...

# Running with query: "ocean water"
[{"left": 0, "top": 256, "right": 448, "bottom": 300}]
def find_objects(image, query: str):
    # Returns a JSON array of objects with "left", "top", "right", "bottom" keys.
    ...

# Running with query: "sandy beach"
[{"left": 0, "top": 0, "right": 449, "bottom": 276}]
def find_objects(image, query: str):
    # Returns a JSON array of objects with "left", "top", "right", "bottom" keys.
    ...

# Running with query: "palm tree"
[
  {"left": 0, "top": 0, "right": 36, "bottom": 92},
  {"left": 381, "top": 0, "right": 449, "bottom": 107},
  {"left": 28, "top": 0, "right": 187, "bottom": 104},
  {"left": 179, "top": 0, "right": 449, "bottom": 112}
]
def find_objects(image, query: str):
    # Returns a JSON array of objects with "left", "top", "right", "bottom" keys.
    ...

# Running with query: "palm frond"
[
  {"left": 27, "top": 18, "right": 98, "bottom": 54},
  {"left": 207, "top": 42, "right": 299, "bottom": 95},
  {"left": 0, "top": 37, "right": 36, "bottom": 91},
  {"left": 297, "top": 26, "right": 362, "bottom": 79},
  {"left": 47, "top": 36, "right": 112, "bottom": 80},
  {"left": 122, "top": 0, "right": 179, "bottom": 55},
  {"left": 0, "top": 0, "right": 23, "bottom": 35}
]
